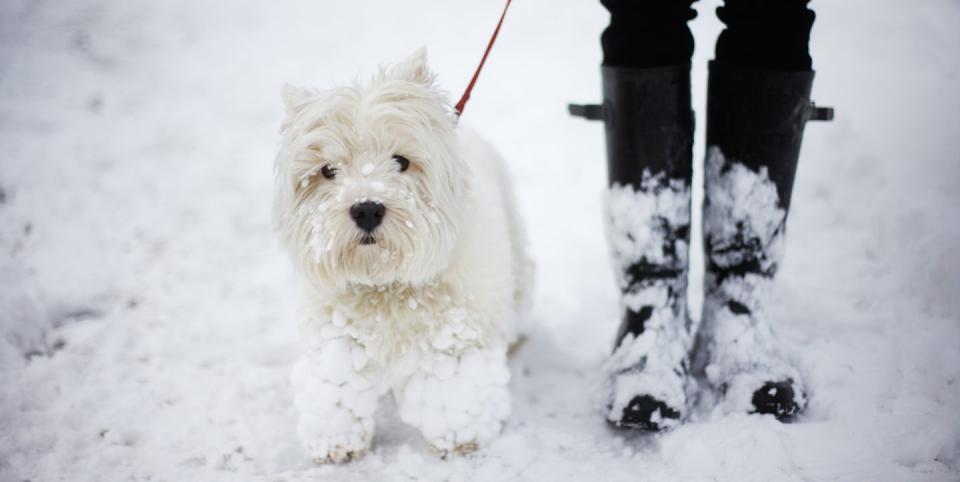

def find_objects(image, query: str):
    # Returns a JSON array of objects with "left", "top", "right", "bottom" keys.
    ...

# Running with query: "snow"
[
  {"left": 702, "top": 147, "right": 785, "bottom": 274},
  {"left": 1, "top": 0, "right": 959, "bottom": 481},
  {"left": 605, "top": 172, "right": 691, "bottom": 280}
]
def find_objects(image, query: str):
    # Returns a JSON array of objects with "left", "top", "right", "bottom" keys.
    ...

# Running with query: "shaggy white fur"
[{"left": 273, "top": 49, "right": 532, "bottom": 463}]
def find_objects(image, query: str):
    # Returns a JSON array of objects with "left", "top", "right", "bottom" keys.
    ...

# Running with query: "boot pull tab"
[
  {"left": 568, "top": 103, "right": 605, "bottom": 121},
  {"left": 807, "top": 102, "right": 835, "bottom": 122}
]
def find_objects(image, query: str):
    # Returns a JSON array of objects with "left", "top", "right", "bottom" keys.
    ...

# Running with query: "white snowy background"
[{"left": 1, "top": 0, "right": 959, "bottom": 480}]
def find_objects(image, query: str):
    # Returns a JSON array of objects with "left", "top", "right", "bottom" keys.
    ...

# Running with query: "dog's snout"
[{"left": 350, "top": 201, "right": 386, "bottom": 233}]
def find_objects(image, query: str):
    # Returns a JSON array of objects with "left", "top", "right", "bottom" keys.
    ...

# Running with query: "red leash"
[{"left": 454, "top": 0, "right": 513, "bottom": 118}]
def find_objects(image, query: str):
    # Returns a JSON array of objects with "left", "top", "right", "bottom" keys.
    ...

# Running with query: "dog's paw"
[
  {"left": 297, "top": 406, "right": 375, "bottom": 464},
  {"left": 292, "top": 336, "right": 380, "bottom": 463},
  {"left": 307, "top": 444, "right": 366, "bottom": 465},
  {"left": 428, "top": 440, "right": 480, "bottom": 460},
  {"left": 397, "top": 347, "right": 511, "bottom": 454},
  {"left": 304, "top": 434, "right": 367, "bottom": 464}
]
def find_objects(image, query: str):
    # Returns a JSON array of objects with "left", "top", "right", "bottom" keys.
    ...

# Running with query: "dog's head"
[{"left": 273, "top": 49, "right": 469, "bottom": 290}]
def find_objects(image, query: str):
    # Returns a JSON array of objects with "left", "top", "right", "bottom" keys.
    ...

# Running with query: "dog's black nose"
[{"left": 350, "top": 201, "right": 386, "bottom": 233}]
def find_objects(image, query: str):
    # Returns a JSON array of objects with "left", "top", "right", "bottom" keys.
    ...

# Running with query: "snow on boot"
[
  {"left": 694, "top": 61, "right": 832, "bottom": 420},
  {"left": 571, "top": 65, "right": 694, "bottom": 431}
]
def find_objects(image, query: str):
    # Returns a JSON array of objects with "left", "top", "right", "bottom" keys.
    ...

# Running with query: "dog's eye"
[
  {"left": 393, "top": 155, "right": 410, "bottom": 173},
  {"left": 320, "top": 164, "right": 337, "bottom": 180}
]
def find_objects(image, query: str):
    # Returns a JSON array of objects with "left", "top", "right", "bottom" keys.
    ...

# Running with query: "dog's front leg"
[
  {"left": 396, "top": 344, "right": 511, "bottom": 456},
  {"left": 291, "top": 329, "right": 381, "bottom": 464}
]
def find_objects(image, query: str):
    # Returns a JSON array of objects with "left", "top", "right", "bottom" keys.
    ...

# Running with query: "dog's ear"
[
  {"left": 396, "top": 47, "right": 435, "bottom": 85},
  {"left": 282, "top": 83, "right": 314, "bottom": 115}
]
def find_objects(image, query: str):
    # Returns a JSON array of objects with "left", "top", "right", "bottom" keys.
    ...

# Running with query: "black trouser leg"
[
  {"left": 601, "top": 0, "right": 697, "bottom": 68},
  {"left": 715, "top": 0, "right": 815, "bottom": 71}
]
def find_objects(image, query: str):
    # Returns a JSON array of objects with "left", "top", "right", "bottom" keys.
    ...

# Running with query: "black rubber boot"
[
  {"left": 571, "top": 65, "right": 694, "bottom": 431},
  {"left": 694, "top": 60, "right": 832, "bottom": 421}
]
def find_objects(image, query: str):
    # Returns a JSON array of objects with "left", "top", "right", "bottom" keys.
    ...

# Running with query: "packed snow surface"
[{"left": 2, "top": 0, "right": 960, "bottom": 481}]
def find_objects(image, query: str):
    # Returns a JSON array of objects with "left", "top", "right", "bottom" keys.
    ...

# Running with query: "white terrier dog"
[{"left": 273, "top": 49, "right": 532, "bottom": 463}]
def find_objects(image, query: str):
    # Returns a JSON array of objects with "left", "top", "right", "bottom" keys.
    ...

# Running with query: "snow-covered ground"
[{"left": 2, "top": 0, "right": 959, "bottom": 480}]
